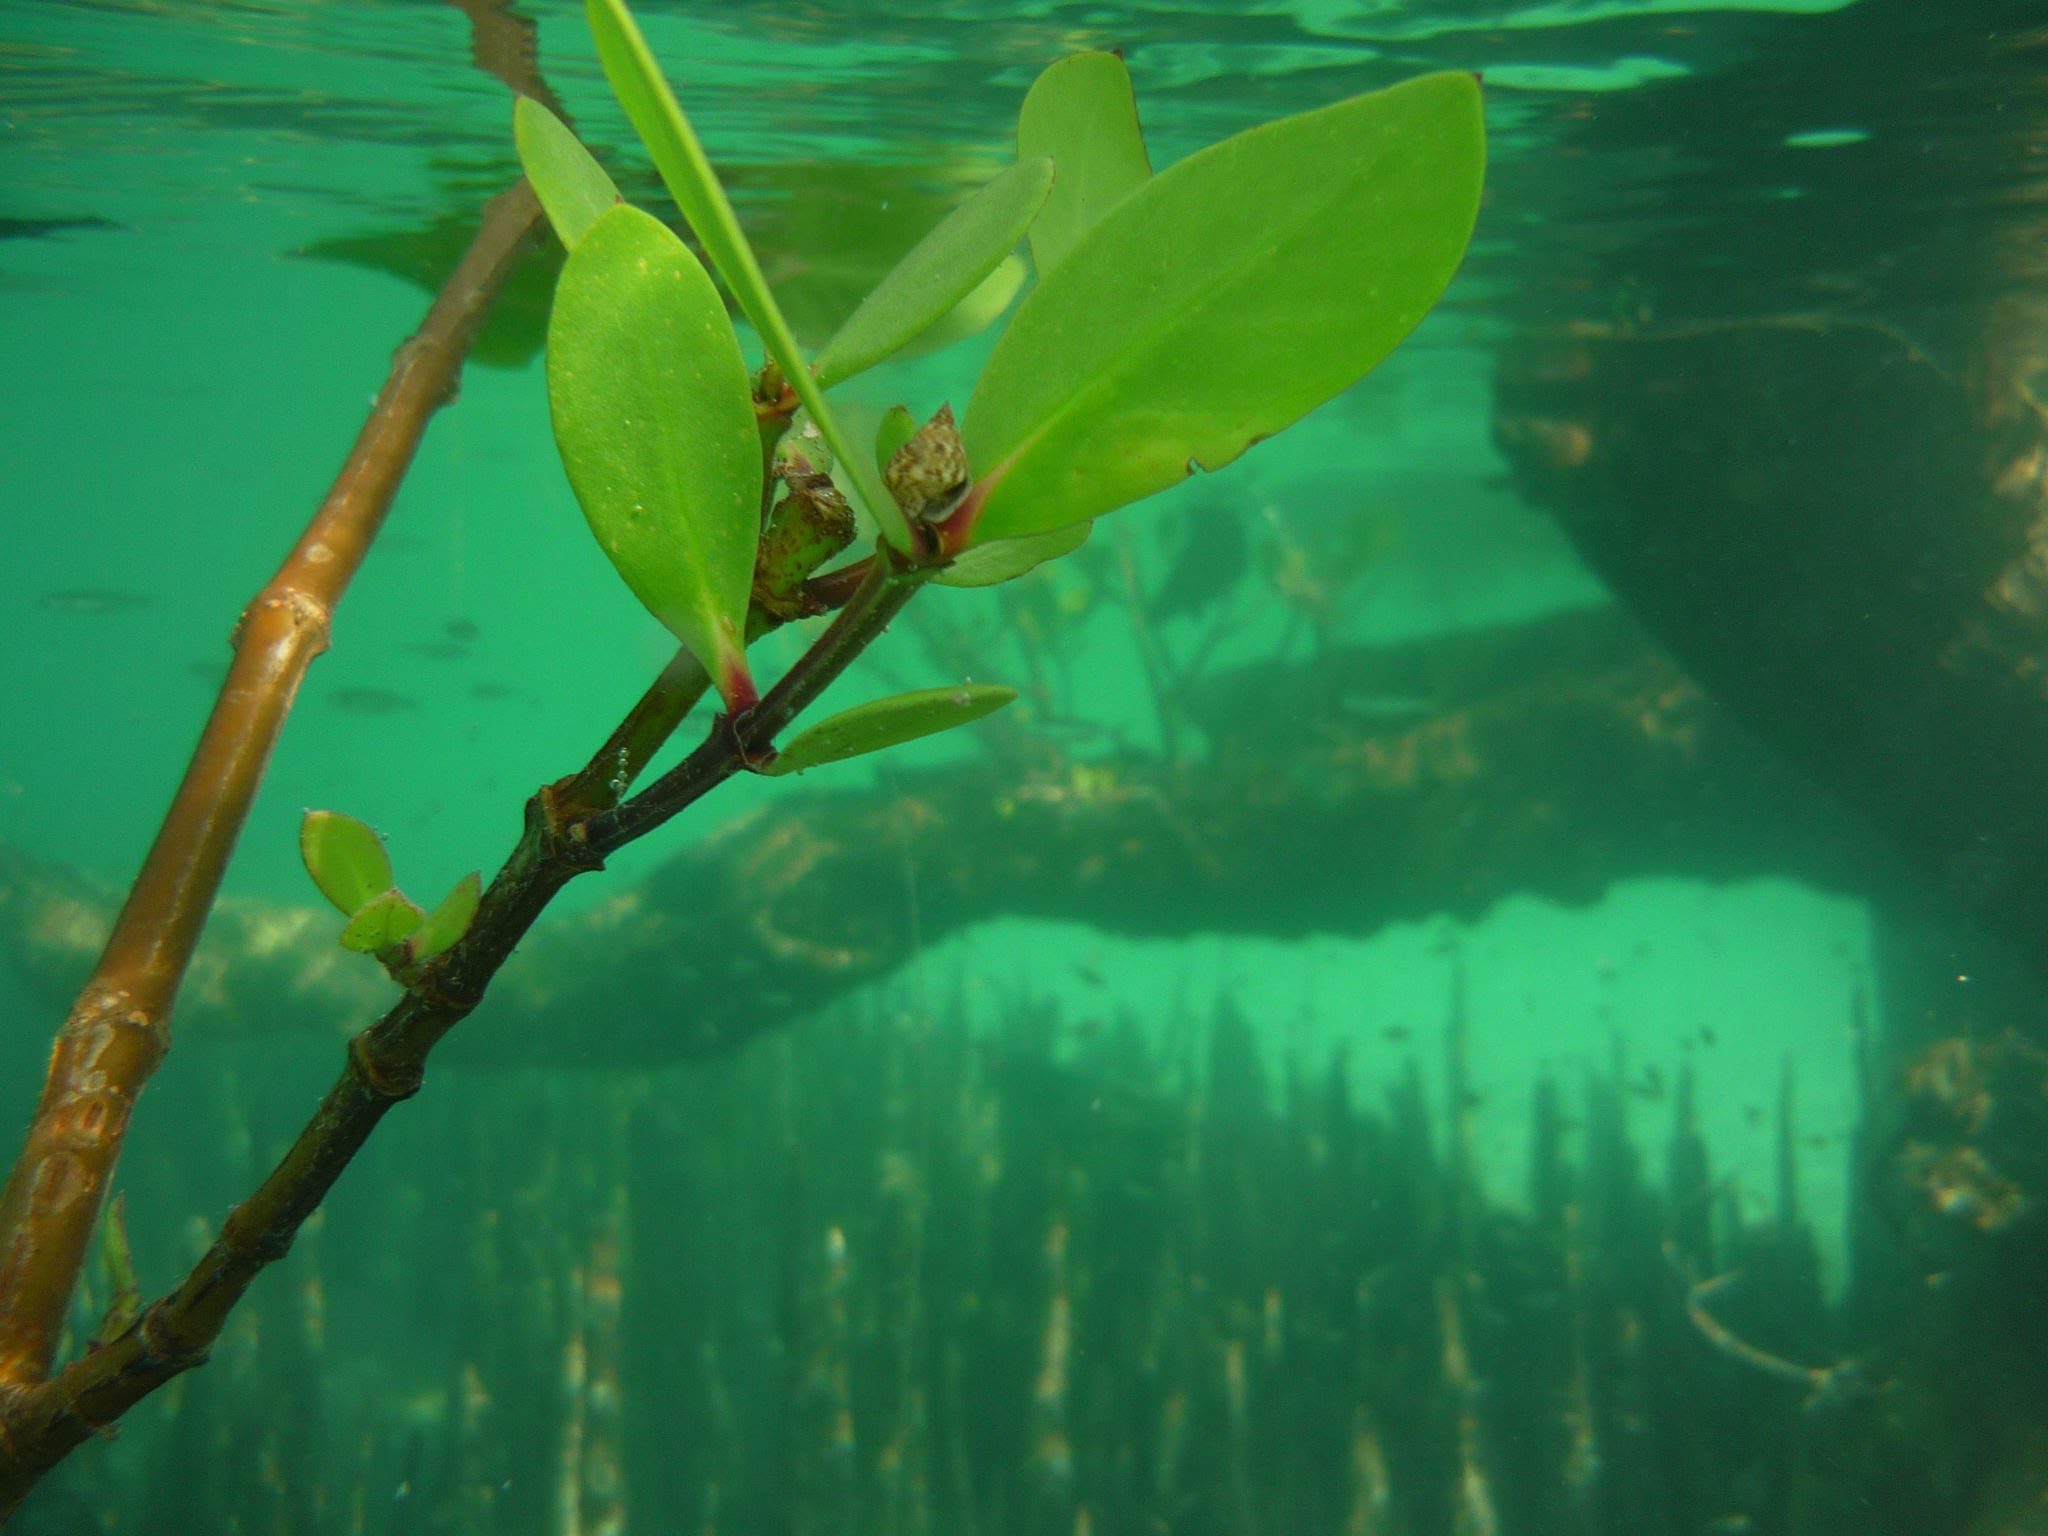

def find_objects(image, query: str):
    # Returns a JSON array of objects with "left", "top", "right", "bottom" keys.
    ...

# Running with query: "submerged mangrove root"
[
  {"left": 0, "top": 608, "right": 1891, "bottom": 1073},
  {"left": 0, "top": 171, "right": 545, "bottom": 1435},
  {"left": 0, "top": 527, "right": 929, "bottom": 1510},
  {"left": 37, "top": 989, "right": 2048, "bottom": 1536},
  {"left": 0, "top": 0, "right": 566, "bottom": 1508}
]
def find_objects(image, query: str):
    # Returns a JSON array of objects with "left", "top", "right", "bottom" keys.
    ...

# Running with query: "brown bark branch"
[
  {"left": 551, "top": 646, "right": 713, "bottom": 821},
  {"left": 447, "top": 0, "right": 569, "bottom": 120},
  {"left": 0, "top": 180, "right": 544, "bottom": 1393},
  {"left": 0, "top": 547, "right": 929, "bottom": 1512}
]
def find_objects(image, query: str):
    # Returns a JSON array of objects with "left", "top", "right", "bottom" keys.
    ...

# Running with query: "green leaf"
[
  {"left": 585, "top": 0, "right": 908, "bottom": 552},
  {"left": 875, "top": 405, "right": 918, "bottom": 476},
  {"left": 412, "top": 871, "right": 482, "bottom": 963},
  {"left": 896, "top": 254, "right": 1027, "bottom": 359},
  {"left": 339, "top": 891, "right": 426, "bottom": 955},
  {"left": 1017, "top": 52, "right": 1152, "bottom": 278},
  {"left": 959, "top": 72, "right": 1485, "bottom": 547},
  {"left": 764, "top": 684, "right": 1018, "bottom": 776},
  {"left": 514, "top": 96, "right": 620, "bottom": 249},
  {"left": 90, "top": 1192, "right": 139, "bottom": 1348},
  {"left": 547, "top": 203, "right": 762, "bottom": 707},
  {"left": 814, "top": 156, "right": 1053, "bottom": 388},
  {"left": 935, "top": 521, "right": 1092, "bottom": 587},
  {"left": 300, "top": 811, "right": 395, "bottom": 915}
]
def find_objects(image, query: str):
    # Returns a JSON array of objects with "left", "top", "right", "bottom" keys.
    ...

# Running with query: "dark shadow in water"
[{"left": 1494, "top": 1, "right": 2048, "bottom": 1039}]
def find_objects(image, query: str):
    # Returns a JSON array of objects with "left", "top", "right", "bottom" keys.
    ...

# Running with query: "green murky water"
[{"left": 4, "top": 1, "right": 2047, "bottom": 1531}]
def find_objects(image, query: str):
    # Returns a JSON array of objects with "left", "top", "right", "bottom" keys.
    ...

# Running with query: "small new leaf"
[
  {"left": 412, "top": 871, "right": 482, "bottom": 964},
  {"left": 514, "top": 96, "right": 621, "bottom": 249},
  {"left": 300, "top": 810, "right": 395, "bottom": 916},
  {"left": 814, "top": 155, "right": 1054, "bottom": 387},
  {"left": 764, "top": 684, "right": 1018, "bottom": 776},
  {"left": 90, "top": 1192, "right": 140, "bottom": 1349},
  {"left": 340, "top": 891, "right": 427, "bottom": 955}
]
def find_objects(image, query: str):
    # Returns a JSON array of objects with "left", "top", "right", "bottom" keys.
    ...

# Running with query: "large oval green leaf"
[
  {"left": 763, "top": 684, "right": 1018, "bottom": 776},
  {"left": 513, "top": 96, "right": 620, "bottom": 250},
  {"left": 1017, "top": 52, "right": 1151, "bottom": 278},
  {"left": 547, "top": 203, "right": 762, "bottom": 706},
  {"left": 584, "top": 0, "right": 909, "bottom": 553},
  {"left": 959, "top": 72, "right": 1484, "bottom": 547},
  {"left": 814, "top": 156, "right": 1053, "bottom": 388}
]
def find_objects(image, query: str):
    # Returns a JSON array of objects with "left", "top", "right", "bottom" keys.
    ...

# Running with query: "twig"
[
  {"left": 550, "top": 647, "right": 713, "bottom": 821},
  {"left": 1664, "top": 1241, "right": 1859, "bottom": 1409},
  {"left": 588, "top": 550, "right": 928, "bottom": 854},
  {"left": 0, "top": 179, "right": 545, "bottom": 1396},
  {"left": 446, "top": 0, "right": 569, "bottom": 119},
  {"left": 547, "top": 444, "right": 867, "bottom": 825},
  {"left": 0, "top": 549, "right": 932, "bottom": 1509}
]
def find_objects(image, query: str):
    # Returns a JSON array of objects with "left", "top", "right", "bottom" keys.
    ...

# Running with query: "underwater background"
[{"left": 5, "top": 0, "right": 2048, "bottom": 1530}]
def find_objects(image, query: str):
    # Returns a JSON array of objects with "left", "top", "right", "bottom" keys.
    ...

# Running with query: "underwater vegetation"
[
  {"left": 0, "top": 0, "right": 1483, "bottom": 1515},
  {"left": 29, "top": 982, "right": 2048, "bottom": 1536}
]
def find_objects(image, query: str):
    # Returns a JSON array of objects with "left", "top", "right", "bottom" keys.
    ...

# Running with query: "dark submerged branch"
[{"left": 0, "top": 540, "right": 934, "bottom": 1504}]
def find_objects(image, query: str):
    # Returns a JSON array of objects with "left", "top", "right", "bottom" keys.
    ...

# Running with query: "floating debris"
[
  {"left": 38, "top": 588, "right": 152, "bottom": 615},
  {"left": 329, "top": 687, "right": 419, "bottom": 715},
  {"left": 0, "top": 215, "right": 121, "bottom": 241}
]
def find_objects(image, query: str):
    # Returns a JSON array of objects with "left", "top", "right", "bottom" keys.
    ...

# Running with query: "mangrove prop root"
[
  {"left": 0, "top": 607, "right": 1900, "bottom": 1073},
  {"left": 0, "top": 554, "right": 929, "bottom": 1512},
  {"left": 0, "top": 175, "right": 545, "bottom": 1396}
]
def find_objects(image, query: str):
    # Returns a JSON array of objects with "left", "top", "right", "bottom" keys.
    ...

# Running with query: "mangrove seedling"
[
  {"left": 299, "top": 811, "right": 482, "bottom": 985},
  {"left": 0, "top": 1, "right": 1483, "bottom": 1512}
]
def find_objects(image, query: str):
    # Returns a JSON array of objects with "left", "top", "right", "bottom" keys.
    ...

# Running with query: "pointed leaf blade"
[
  {"left": 90, "top": 1193, "right": 140, "bottom": 1348},
  {"left": 547, "top": 203, "right": 761, "bottom": 706},
  {"left": 895, "top": 253, "right": 1027, "bottom": 360},
  {"left": 764, "top": 684, "right": 1018, "bottom": 776},
  {"left": 514, "top": 96, "right": 620, "bottom": 250},
  {"left": 339, "top": 891, "right": 426, "bottom": 955},
  {"left": 959, "top": 72, "right": 1485, "bottom": 546},
  {"left": 584, "top": 0, "right": 909, "bottom": 551},
  {"left": 412, "top": 871, "right": 482, "bottom": 963},
  {"left": 935, "top": 521, "right": 1092, "bottom": 587},
  {"left": 300, "top": 810, "right": 395, "bottom": 915},
  {"left": 1018, "top": 52, "right": 1152, "bottom": 278},
  {"left": 814, "top": 156, "right": 1054, "bottom": 388}
]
